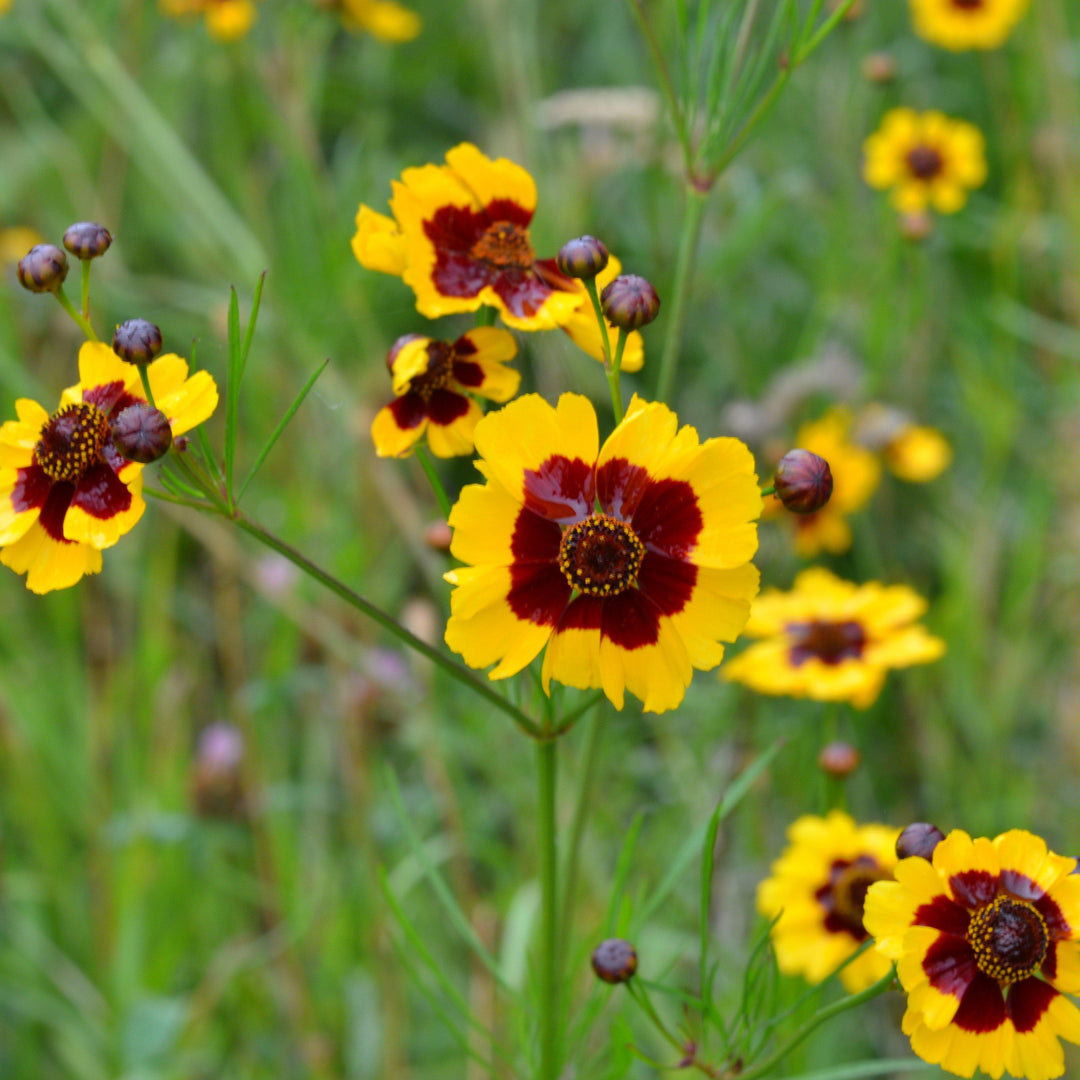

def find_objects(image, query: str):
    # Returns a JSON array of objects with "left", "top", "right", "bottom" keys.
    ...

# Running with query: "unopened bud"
[
  {"left": 861, "top": 52, "right": 898, "bottom": 84},
  {"left": 112, "top": 318, "right": 163, "bottom": 365},
  {"left": 818, "top": 740, "right": 860, "bottom": 778},
  {"left": 62, "top": 221, "right": 113, "bottom": 260},
  {"left": 556, "top": 235, "right": 610, "bottom": 280},
  {"left": 424, "top": 520, "right": 452, "bottom": 551},
  {"left": 112, "top": 403, "right": 173, "bottom": 463},
  {"left": 591, "top": 938, "right": 637, "bottom": 984},
  {"left": 899, "top": 211, "right": 934, "bottom": 243},
  {"left": 773, "top": 449, "right": 833, "bottom": 514},
  {"left": 600, "top": 274, "right": 660, "bottom": 330},
  {"left": 896, "top": 823, "right": 945, "bottom": 862},
  {"left": 16, "top": 244, "right": 69, "bottom": 293}
]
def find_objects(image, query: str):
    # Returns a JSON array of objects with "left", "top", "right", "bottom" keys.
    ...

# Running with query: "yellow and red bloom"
[
  {"left": 0, "top": 342, "right": 218, "bottom": 594},
  {"left": 865, "top": 829, "right": 1080, "bottom": 1080},
  {"left": 909, "top": 0, "right": 1031, "bottom": 51},
  {"left": 864, "top": 109, "right": 987, "bottom": 215},
  {"left": 352, "top": 143, "right": 584, "bottom": 332},
  {"left": 759, "top": 811, "right": 899, "bottom": 992},
  {"left": 370, "top": 327, "right": 521, "bottom": 459},
  {"left": 722, "top": 567, "right": 945, "bottom": 708},
  {"left": 159, "top": 0, "right": 259, "bottom": 40},
  {"left": 319, "top": 0, "right": 421, "bottom": 40},
  {"left": 444, "top": 393, "right": 761, "bottom": 713}
]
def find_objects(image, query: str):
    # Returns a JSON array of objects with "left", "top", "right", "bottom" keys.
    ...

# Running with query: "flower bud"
[
  {"left": 591, "top": 938, "right": 637, "bottom": 984},
  {"left": 772, "top": 449, "right": 833, "bottom": 514},
  {"left": 899, "top": 210, "right": 934, "bottom": 243},
  {"left": 424, "top": 520, "right": 452, "bottom": 551},
  {"left": 600, "top": 274, "right": 660, "bottom": 330},
  {"left": 896, "top": 823, "right": 945, "bottom": 862},
  {"left": 62, "top": 221, "right": 113, "bottom": 260},
  {"left": 861, "top": 52, "right": 898, "bottom": 84},
  {"left": 112, "top": 318, "right": 163, "bottom": 365},
  {"left": 16, "top": 244, "right": 69, "bottom": 293},
  {"left": 817, "top": 740, "right": 860, "bottom": 779},
  {"left": 556, "top": 235, "right": 610, "bottom": 280},
  {"left": 112, "top": 403, "right": 173, "bottom": 463}
]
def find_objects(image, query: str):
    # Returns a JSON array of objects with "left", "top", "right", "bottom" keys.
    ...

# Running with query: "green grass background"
[{"left": 1, "top": 0, "right": 1079, "bottom": 1076}]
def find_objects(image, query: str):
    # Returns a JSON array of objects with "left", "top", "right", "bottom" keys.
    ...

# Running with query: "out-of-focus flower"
[
  {"left": 444, "top": 393, "right": 761, "bottom": 713},
  {"left": 759, "top": 811, "right": 899, "bottom": 992},
  {"left": 864, "top": 109, "right": 987, "bottom": 215},
  {"left": 1, "top": 227, "right": 45, "bottom": 268},
  {"left": 769, "top": 408, "right": 880, "bottom": 557},
  {"left": 317, "top": 0, "right": 421, "bottom": 41},
  {"left": 855, "top": 403, "right": 952, "bottom": 482},
  {"left": 159, "top": 0, "right": 259, "bottom": 41},
  {"left": 908, "top": 0, "right": 1031, "bottom": 51},
  {"left": 352, "top": 143, "right": 584, "bottom": 331},
  {"left": 370, "top": 327, "right": 520, "bottom": 458},
  {"left": 722, "top": 567, "right": 945, "bottom": 708},
  {"left": 0, "top": 342, "right": 218, "bottom": 593},
  {"left": 865, "top": 829, "right": 1080, "bottom": 1079}
]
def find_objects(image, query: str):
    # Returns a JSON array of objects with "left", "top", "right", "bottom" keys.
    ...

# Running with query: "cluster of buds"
[
  {"left": 15, "top": 220, "right": 113, "bottom": 294},
  {"left": 556, "top": 234, "right": 661, "bottom": 331}
]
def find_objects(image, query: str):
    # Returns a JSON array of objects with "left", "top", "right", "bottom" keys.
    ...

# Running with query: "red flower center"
[
  {"left": 967, "top": 896, "right": 1048, "bottom": 984},
  {"left": 469, "top": 221, "right": 535, "bottom": 270},
  {"left": 787, "top": 619, "right": 867, "bottom": 666},
  {"left": 817, "top": 856, "right": 890, "bottom": 940},
  {"left": 906, "top": 145, "right": 945, "bottom": 181},
  {"left": 33, "top": 402, "right": 110, "bottom": 483},
  {"left": 951, "top": 0, "right": 985, "bottom": 9},
  {"left": 407, "top": 342, "right": 454, "bottom": 401},
  {"left": 558, "top": 513, "right": 645, "bottom": 597}
]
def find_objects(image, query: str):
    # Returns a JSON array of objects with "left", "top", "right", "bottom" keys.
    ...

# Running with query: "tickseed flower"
[
  {"left": 0, "top": 227, "right": 44, "bottom": 268},
  {"left": 722, "top": 567, "right": 945, "bottom": 708},
  {"left": 444, "top": 393, "right": 761, "bottom": 713},
  {"left": 0, "top": 342, "right": 218, "bottom": 593},
  {"left": 316, "top": 0, "right": 421, "bottom": 41},
  {"left": 864, "top": 109, "right": 987, "bottom": 215},
  {"left": 159, "top": 0, "right": 260, "bottom": 41},
  {"left": 770, "top": 408, "right": 880, "bottom": 557},
  {"left": 855, "top": 405, "right": 952, "bottom": 483},
  {"left": 370, "top": 327, "right": 521, "bottom": 459},
  {"left": 909, "top": 0, "right": 1031, "bottom": 51},
  {"left": 759, "top": 811, "right": 899, "bottom": 992},
  {"left": 865, "top": 829, "right": 1080, "bottom": 1080}
]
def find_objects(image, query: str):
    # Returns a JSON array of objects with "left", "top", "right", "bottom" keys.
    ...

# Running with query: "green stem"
[
  {"left": 536, "top": 736, "right": 560, "bottom": 1080},
  {"left": 476, "top": 306, "right": 497, "bottom": 327},
  {"left": 415, "top": 445, "right": 453, "bottom": 520},
  {"left": 655, "top": 186, "right": 708, "bottom": 404},
  {"left": 625, "top": 981, "right": 686, "bottom": 1056},
  {"left": 53, "top": 285, "right": 99, "bottom": 341},
  {"left": 137, "top": 367, "right": 158, "bottom": 410},
  {"left": 760, "top": 485, "right": 776, "bottom": 497},
  {"left": 559, "top": 711, "right": 602, "bottom": 937},
  {"left": 608, "top": 328, "right": 626, "bottom": 423},
  {"left": 583, "top": 277, "right": 612, "bottom": 364},
  {"left": 80, "top": 258, "right": 91, "bottom": 320}
]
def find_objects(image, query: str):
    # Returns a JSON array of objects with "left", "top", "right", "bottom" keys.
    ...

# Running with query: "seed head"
[
  {"left": 17, "top": 244, "right": 69, "bottom": 293},
  {"left": 62, "top": 221, "right": 113, "bottom": 260},
  {"left": 600, "top": 274, "right": 660, "bottom": 330},
  {"left": 591, "top": 938, "right": 637, "bottom": 984},
  {"left": 817, "top": 740, "right": 861, "bottom": 779},
  {"left": 556, "top": 235, "right": 610, "bottom": 280},
  {"left": 773, "top": 449, "right": 833, "bottom": 514},
  {"left": 896, "top": 822, "right": 945, "bottom": 862},
  {"left": 112, "top": 318, "right": 163, "bottom": 365},
  {"left": 112, "top": 403, "right": 173, "bottom": 464}
]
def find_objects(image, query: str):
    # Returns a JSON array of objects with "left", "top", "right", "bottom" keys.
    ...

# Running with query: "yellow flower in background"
[
  {"left": 0, "top": 343, "right": 218, "bottom": 594},
  {"left": 864, "top": 109, "right": 987, "bottom": 215},
  {"left": 444, "top": 393, "right": 761, "bottom": 713},
  {"left": 0, "top": 227, "right": 44, "bottom": 268},
  {"left": 758, "top": 811, "right": 899, "bottom": 992},
  {"left": 323, "top": 0, "right": 422, "bottom": 41},
  {"left": 854, "top": 403, "right": 952, "bottom": 483},
  {"left": 722, "top": 567, "right": 945, "bottom": 708},
  {"left": 909, "top": 0, "right": 1031, "bottom": 51},
  {"left": 865, "top": 829, "right": 1080, "bottom": 1079},
  {"left": 159, "top": 0, "right": 259, "bottom": 41},
  {"left": 370, "top": 328, "right": 520, "bottom": 459}
]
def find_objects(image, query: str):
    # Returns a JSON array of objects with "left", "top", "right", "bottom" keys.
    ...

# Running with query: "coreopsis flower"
[
  {"left": 909, "top": 0, "right": 1031, "bottom": 51},
  {"left": 0, "top": 342, "right": 218, "bottom": 593},
  {"left": 770, "top": 408, "right": 880, "bottom": 557},
  {"left": 370, "top": 327, "right": 521, "bottom": 458},
  {"left": 317, "top": 0, "right": 421, "bottom": 40},
  {"left": 0, "top": 227, "right": 44, "bottom": 268},
  {"left": 159, "top": 0, "right": 259, "bottom": 40},
  {"left": 864, "top": 109, "right": 987, "bottom": 215},
  {"left": 721, "top": 567, "right": 945, "bottom": 708},
  {"left": 865, "top": 829, "right": 1080, "bottom": 1080},
  {"left": 855, "top": 403, "right": 952, "bottom": 483},
  {"left": 759, "top": 811, "right": 899, "bottom": 992},
  {"left": 444, "top": 393, "right": 761, "bottom": 713}
]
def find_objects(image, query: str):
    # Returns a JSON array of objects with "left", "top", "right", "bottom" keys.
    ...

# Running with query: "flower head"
[
  {"left": 909, "top": 0, "right": 1031, "bottom": 51},
  {"left": 444, "top": 393, "right": 761, "bottom": 713},
  {"left": 865, "top": 829, "right": 1080, "bottom": 1080},
  {"left": 370, "top": 327, "right": 521, "bottom": 458},
  {"left": 318, "top": 0, "right": 421, "bottom": 40},
  {"left": 759, "top": 811, "right": 899, "bottom": 992},
  {"left": 159, "top": 0, "right": 259, "bottom": 40},
  {"left": 722, "top": 567, "right": 945, "bottom": 708},
  {"left": 864, "top": 109, "right": 987, "bottom": 215},
  {"left": 855, "top": 403, "right": 952, "bottom": 483},
  {"left": 0, "top": 342, "right": 218, "bottom": 593}
]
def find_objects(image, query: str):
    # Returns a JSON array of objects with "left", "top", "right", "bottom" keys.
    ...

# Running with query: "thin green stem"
[
  {"left": 760, "top": 485, "right": 776, "bottom": 497},
  {"left": 137, "top": 367, "right": 158, "bottom": 410},
  {"left": 608, "top": 327, "right": 626, "bottom": 422},
  {"left": 536, "top": 736, "right": 560, "bottom": 1080},
  {"left": 53, "top": 285, "right": 99, "bottom": 341},
  {"left": 80, "top": 258, "right": 91, "bottom": 319},
  {"left": 415, "top": 445, "right": 453, "bottom": 520},
  {"left": 559, "top": 711, "right": 602, "bottom": 938},
  {"left": 626, "top": 981, "right": 686, "bottom": 1056},
  {"left": 476, "top": 306, "right": 497, "bottom": 327},
  {"left": 583, "top": 277, "right": 612, "bottom": 364}
]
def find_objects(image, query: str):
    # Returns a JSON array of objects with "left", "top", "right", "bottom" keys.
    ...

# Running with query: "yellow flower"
[
  {"left": 0, "top": 227, "right": 44, "bottom": 268},
  {"left": 864, "top": 108, "right": 987, "bottom": 215},
  {"left": 352, "top": 143, "right": 584, "bottom": 332},
  {"left": 855, "top": 403, "right": 952, "bottom": 483},
  {"left": 909, "top": 0, "right": 1031, "bottom": 51},
  {"left": 865, "top": 829, "right": 1080, "bottom": 1079},
  {"left": 370, "top": 327, "right": 520, "bottom": 459},
  {"left": 721, "top": 567, "right": 945, "bottom": 708},
  {"left": 758, "top": 811, "right": 899, "bottom": 992},
  {"left": 444, "top": 393, "right": 761, "bottom": 713},
  {"left": 0, "top": 342, "right": 218, "bottom": 593},
  {"left": 159, "top": 0, "right": 259, "bottom": 41},
  {"left": 331, "top": 0, "right": 421, "bottom": 41}
]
